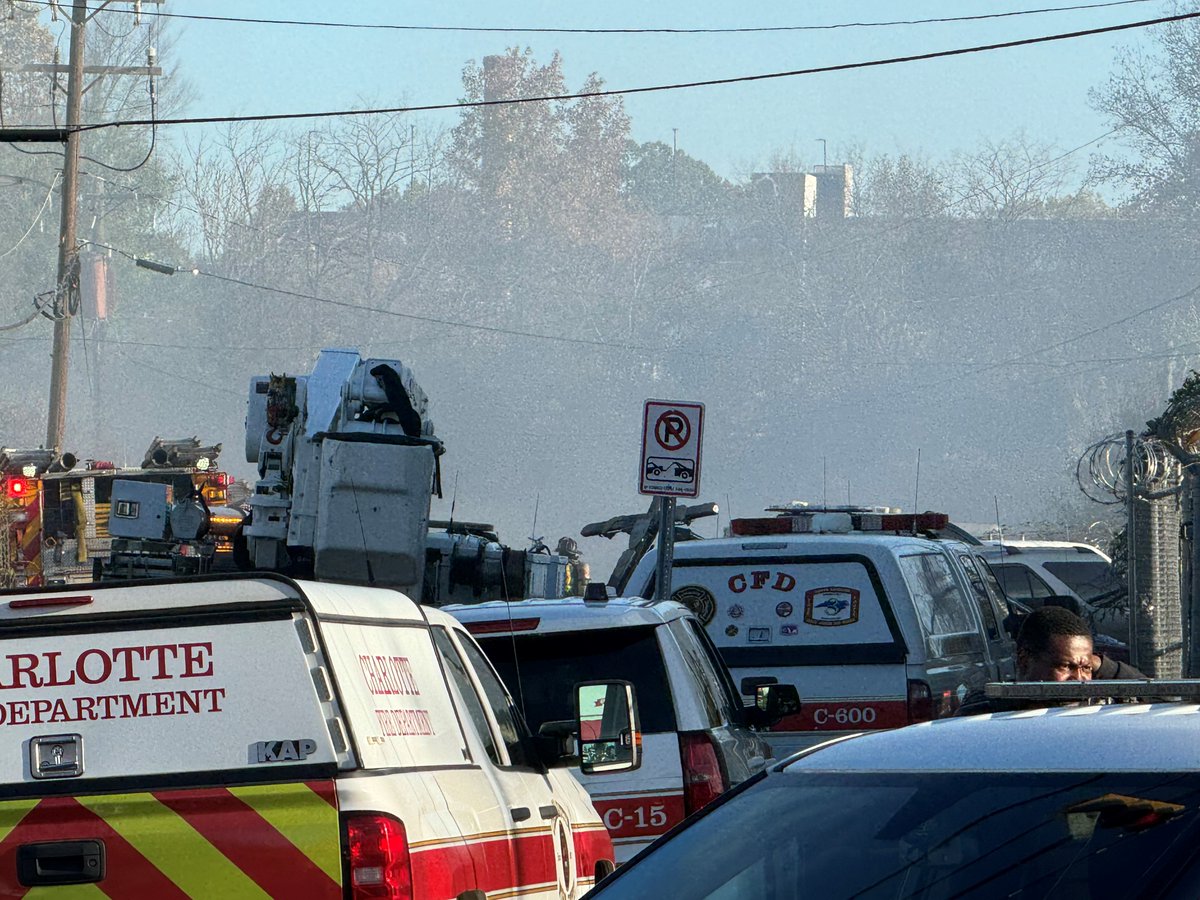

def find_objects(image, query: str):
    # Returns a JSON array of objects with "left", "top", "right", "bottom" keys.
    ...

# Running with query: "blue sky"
[{"left": 154, "top": 0, "right": 1177, "bottom": 183}]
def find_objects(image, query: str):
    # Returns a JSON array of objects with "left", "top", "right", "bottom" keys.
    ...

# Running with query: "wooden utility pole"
[{"left": 45, "top": 0, "right": 88, "bottom": 452}]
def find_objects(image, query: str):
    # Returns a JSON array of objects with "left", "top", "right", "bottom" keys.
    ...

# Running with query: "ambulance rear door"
[{"left": 668, "top": 553, "right": 911, "bottom": 758}]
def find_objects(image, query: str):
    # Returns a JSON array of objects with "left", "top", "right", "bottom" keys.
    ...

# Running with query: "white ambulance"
[
  {"left": 445, "top": 595, "right": 791, "bottom": 863},
  {"left": 0, "top": 574, "right": 626, "bottom": 898},
  {"left": 627, "top": 509, "right": 1015, "bottom": 758}
]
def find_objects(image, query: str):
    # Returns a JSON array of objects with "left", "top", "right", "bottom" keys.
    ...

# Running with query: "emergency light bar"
[
  {"left": 985, "top": 680, "right": 1200, "bottom": 701},
  {"left": 731, "top": 511, "right": 949, "bottom": 537}
]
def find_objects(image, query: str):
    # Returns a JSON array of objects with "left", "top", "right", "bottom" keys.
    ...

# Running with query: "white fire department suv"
[
  {"left": 446, "top": 595, "right": 786, "bottom": 863},
  {"left": 627, "top": 508, "right": 1015, "bottom": 758},
  {"left": 0, "top": 574, "right": 624, "bottom": 898}
]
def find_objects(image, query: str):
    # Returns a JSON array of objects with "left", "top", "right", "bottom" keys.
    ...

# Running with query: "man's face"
[{"left": 1019, "top": 634, "right": 1094, "bottom": 681}]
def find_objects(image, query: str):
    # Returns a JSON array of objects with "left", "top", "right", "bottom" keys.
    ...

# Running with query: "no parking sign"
[{"left": 639, "top": 400, "right": 704, "bottom": 498}]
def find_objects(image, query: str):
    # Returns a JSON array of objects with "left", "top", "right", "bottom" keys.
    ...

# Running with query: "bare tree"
[
  {"left": 950, "top": 133, "right": 1076, "bottom": 220},
  {"left": 1089, "top": 9, "right": 1200, "bottom": 214}
]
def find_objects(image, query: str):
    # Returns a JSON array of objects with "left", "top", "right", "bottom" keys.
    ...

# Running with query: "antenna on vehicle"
[
  {"left": 498, "top": 541, "right": 528, "bottom": 724},
  {"left": 994, "top": 495, "right": 1004, "bottom": 548},
  {"left": 846, "top": 478, "right": 851, "bottom": 507},
  {"left": 912, "top": 449, "right": 922, "bottom": 533},
  {"left": 823, "top": 456, "right": 828, "bottom": 509}
]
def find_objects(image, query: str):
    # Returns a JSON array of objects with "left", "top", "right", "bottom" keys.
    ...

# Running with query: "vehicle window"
[
  {"left": 992, "top": 563, "right": 1055, "bottom": 604},
  {"left": 477, "top": 626, "right": 677, "bottom": 735},
  {"left": 670, "top": 621, "right": 724, "bottom": 728},
  {"left": 598, "top": 772, "right": 1200, "bottom": 899},
  {"left": 455, "top": 634, "right": 532, "bottom": 769},
  {"left": 956, "top": 552, "right": 1001, "bottom": 640},
  {"left": 1043, "top": 560, "right": 1122, "bottom": 604},
  {"left": 686, "top": 619, "right": 747, "bottom": 725},
  {"left": 897, "top": 552, "right": 983, "bottom": 657},
  {"left": 432, "top": 628, "right": 499, "bottom": 765}
]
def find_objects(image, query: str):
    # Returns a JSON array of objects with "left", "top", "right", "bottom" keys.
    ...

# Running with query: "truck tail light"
[
  {"left": 344, "top": 814, "right": 413, "bottom": 900},
  {"left": 907, "top": 680, "right": 934, "bottom": 724},
  {"left": 678, "top": 731, "right": 727, "bottom": 816}
]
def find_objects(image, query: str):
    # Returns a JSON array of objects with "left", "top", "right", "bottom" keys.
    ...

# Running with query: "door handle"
[
  {"left": 17, "top": 840, "right": 105, "bottom": 887},
  {"left": 510, "top": 807, "right": 531, "bottom": 822},
  {"left": 539, "top": 805, "right": 558, "bottom": 820}
]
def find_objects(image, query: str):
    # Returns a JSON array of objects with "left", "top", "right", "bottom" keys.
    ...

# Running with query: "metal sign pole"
[{"left": 655, "top": 497, "right": 676, "bottom": 603}]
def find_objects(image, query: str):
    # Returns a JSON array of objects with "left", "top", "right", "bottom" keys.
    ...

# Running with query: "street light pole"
[{"left": 45, "top": 0, "right": 88, "bottom": 452}]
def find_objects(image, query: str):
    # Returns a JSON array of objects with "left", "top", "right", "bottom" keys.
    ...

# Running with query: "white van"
[
  {"left": 445, "top": 595, "right": 790, "bottom": 863},
  {"left": 627, "top": 510, "right": 1015, "bottom": 757},
  {"left": 0, "top": 574, "right": 626, "bottom": 898},
  {"left": 980, "top": 540, "right": 1127, "bottom": 641}
]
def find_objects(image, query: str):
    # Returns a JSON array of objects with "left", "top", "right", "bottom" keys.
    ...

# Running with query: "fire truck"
[{"left": 0, "top": 438, "right": 242, "bottom": 587}]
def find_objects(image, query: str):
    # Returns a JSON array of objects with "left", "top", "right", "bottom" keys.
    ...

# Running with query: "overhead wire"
[
  {"left": 0, "top": 171, "right": 59, "bottom": 259},
  {"left": 72, "top": 10, "right": 1200, "bottom": 134},
  {"left": 6, "top": 0, "right": 1163, "bottom": 34},
  {"left": 79, "top": 238, "right": 658, "bottom": 353}
]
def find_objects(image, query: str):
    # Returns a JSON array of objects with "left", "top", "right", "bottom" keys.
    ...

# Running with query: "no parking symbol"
[{"left": 640, "top": 400, "right": 704, "bottom": 497}]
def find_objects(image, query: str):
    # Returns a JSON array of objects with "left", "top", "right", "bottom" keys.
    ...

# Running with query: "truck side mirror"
[
  {"left": 746, "top": 683, "right": 801, "bottom": 728},
  {"left": 576, "top": 680, "right": 641, "bottom": 774}
]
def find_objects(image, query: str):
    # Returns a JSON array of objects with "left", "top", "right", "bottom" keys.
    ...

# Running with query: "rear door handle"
[
  {"left": 510, "top": 807, "right": 531, "bottom": 822},
  {"left": 17, "top": 840, "right": 105, "bottom": 887},
  {"left": 539, "top": 805, "right": 558, "bottom": 820}
]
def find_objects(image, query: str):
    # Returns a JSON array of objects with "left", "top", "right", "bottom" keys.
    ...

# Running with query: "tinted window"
[
  {"left": 598, "top": 772, "right": 1200, "bottom": 899},
  {"left": 897, "top": 552, "right": 982, "bottom": 656},
  {"left": 993, "top": 563, "right": 1055, "bottom": 603},
  {"left": 433, "top": 628, "right": 499, "bottom": 764},
  {"left": 456, "top": 635, "right": 532, "bottom": 768},
  {"left": 956, "top": 553, "right": 1001, "bottom": 640},
  {"left": 1043, "top": 560, "right": 1122, "bottom": 603},
  {"left": 477, "top": 627, "right": 677, "bottom": 734}
]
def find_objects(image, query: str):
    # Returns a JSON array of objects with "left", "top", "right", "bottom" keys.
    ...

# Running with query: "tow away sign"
[{"left": 640, "top": 400, "right": 704, "bottom": 497}]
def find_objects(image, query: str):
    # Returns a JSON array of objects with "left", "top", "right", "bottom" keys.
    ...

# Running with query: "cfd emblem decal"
[
  {"left": 671, "top": 585, "right": 717, "bottom": 625},
  {"left": 803, "top": 588, "right": 860, "bottom": 626}
]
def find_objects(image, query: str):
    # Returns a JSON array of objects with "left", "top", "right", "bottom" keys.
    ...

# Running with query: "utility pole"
[{"left": 45, "top": 0, "right": 88, "bottom": 452}]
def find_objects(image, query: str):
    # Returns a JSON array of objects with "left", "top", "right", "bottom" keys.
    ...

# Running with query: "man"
[{"left": 957, "top": 606, "right": 1096, "bottom": 716}]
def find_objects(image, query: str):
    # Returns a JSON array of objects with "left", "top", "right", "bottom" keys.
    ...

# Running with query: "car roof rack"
[{"left": 985, "top": 680, "right": 1200, "bottom": 701}]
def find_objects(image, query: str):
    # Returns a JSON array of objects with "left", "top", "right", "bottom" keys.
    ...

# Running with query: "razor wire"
[{"left": 1077, "top": 432, "right": 1180, "bottom": 505}]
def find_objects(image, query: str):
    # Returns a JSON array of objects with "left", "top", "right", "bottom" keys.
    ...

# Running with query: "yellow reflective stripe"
[
  {"left": 26, "top": 883, "right": 107, "bottom": 898},
  {"left": 0, "top": 799, "right": 39, "bottom": 844},
  {"left": 228, "top": 783, "right": 341, "bottom": 883},
  {"left": 76, "top": 793, "right": 270, "bottom": 899}
]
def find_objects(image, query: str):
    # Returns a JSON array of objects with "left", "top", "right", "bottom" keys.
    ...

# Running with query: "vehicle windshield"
[
  {"left": 596, "top": 772, "right": 1200, "bottom": 899},
  {"left": 1042, "top": 560, "right": 1122, "bottom": 604},
  {"left": 477, "top": 626, "right": 677, "bottom": 734}
]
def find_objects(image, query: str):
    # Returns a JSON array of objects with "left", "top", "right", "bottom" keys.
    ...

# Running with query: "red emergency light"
[
  {"left": 731, "top": 511, "right": 949, "bottom": 536},
  {"left": 463, "top": 618, "right": 540, "bottom": 635},
  {"left": 4, "top": 477, "right": 29, "bottom": 499}
]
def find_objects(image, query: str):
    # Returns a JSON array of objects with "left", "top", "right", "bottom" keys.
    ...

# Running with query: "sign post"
[{"left": 639, "top": 401, "right": 704, "bottom": 604}]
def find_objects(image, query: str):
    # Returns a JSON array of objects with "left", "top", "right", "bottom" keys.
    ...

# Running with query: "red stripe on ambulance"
[{"left": 411, "top": 830, "right": 560, "bottom": 897}]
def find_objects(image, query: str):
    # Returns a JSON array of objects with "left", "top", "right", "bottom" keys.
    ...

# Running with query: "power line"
[
  {"left": 82, "top": 239, "right": 657, "bottom": 352},
  {"left": 73, "top": 10, "right": 1200, "bottom": 134},
  {"left": 9, "top": 0, "right": 1162, "bottom": 34}
]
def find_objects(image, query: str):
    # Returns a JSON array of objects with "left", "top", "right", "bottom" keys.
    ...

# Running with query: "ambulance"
[
  {"left": 0, "top": 574, "right": 624, "bottom": 898},
  {"left": 627, "top": 508, "right": 1015, "bottom": 757}
]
